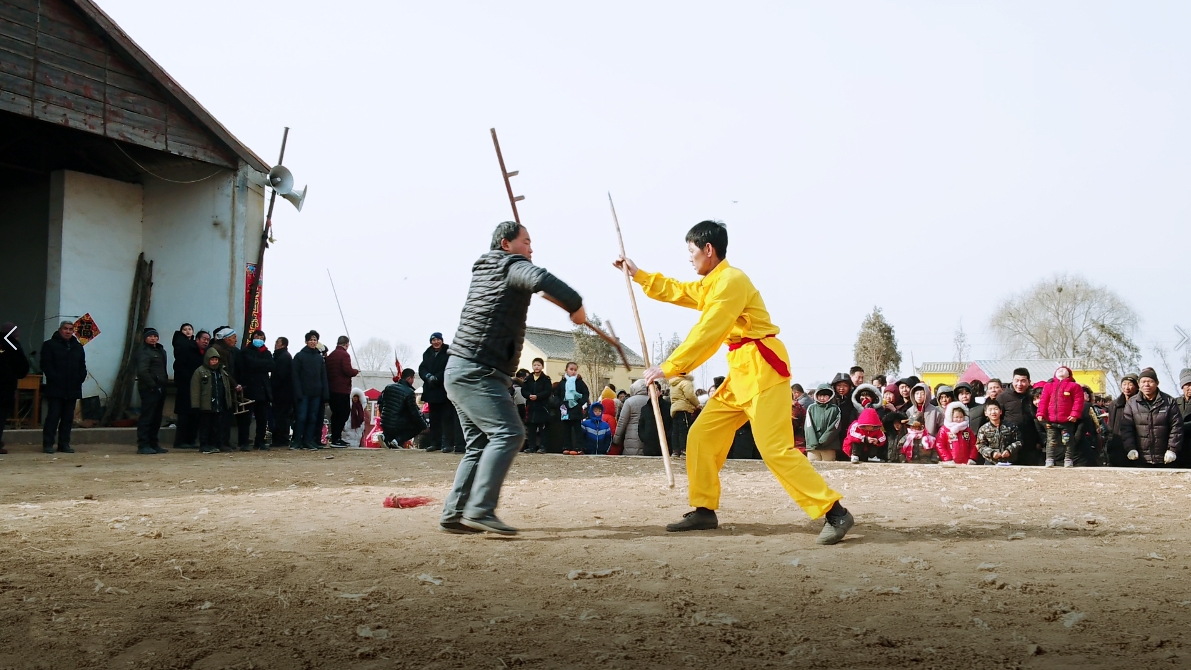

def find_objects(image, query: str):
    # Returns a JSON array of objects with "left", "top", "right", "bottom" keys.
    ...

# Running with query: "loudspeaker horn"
[
  {"left": 267, "top": 165, "right": 294, "bottom": 194},
  {"left": 281, "top": 184, "right": 307, "bottom": 212}
]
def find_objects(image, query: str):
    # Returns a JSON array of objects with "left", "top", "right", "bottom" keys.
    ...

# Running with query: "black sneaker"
[
  {"left": 453, "top": 448, "right": 466, "bottom": 454},
  {"left": 439, "top": 521, "right": 482, "bottom": 535},
  {"left": 666, "top": 508, "right": 719, "bottom": 532},
  {"left": 174, "top": 443, "right": 198, "bottom": 450},
  {"left": 136, "top": 447, "right": 155, "bottom": 455},
  {"left": 425, "top": 445, "right": 441, "bottom": 453},
  {"left": 43, "top": 447, "right": 55, "bottom": 454},
  {"left": 57, "top": 446, "right": 75, "bottom": 454},
  {"left": 460, "top": 516, "right": 518, "bottom": 536},
  {"left": 152, "top": 447, "right": 168, "bottom": 454},
  {"left": 816, "top": 510, "right": 855, "bottom": 546}
]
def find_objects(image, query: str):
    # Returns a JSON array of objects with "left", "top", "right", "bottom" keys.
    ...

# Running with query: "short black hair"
[
  {"left": 252, "top": 329, "right": 265, "bottom": 338},
  {"left": 607, "top": 384, "right": 616, "bottom": 391},
  {"left": 516, "top": 368, "right": 529, "bottom": 378},
  {"left": 849, "top": 366, "right": 864, "bottom": 374},
  {"left": 337, "top": 335, "right": 350, "bottom": 346},
  {"left": 532, "top": 357, "right": 544, "bottom": 365},
  {"left": 791, "top": 383, "right": 805, "bottom": 393},
  {"left": 305, "top": 330, "right": 320, "bottom": 341},
  {"left": 872, "top": 375, "right": 886, "bottom": 388},
  {"left": 400, "top": 367, "right": 416, "bottom": 381},
  {"left": 491, "top": 221, "right": 524, "bottom": 251},
  {"left": 277, "top": 336, "right": 289, "bottom": 347},
  {"left": 1013, "top": 367, "right": 1030, "bottom": 379},
  {"left": 986, "top": 377, "right": 1002, "bottom": 386},
  {"left": 685, "top": 220, "right": 728, "bottom": 259},
  {"left": 713, "top": 376, "right": 725, "bottom": 387},
  {"left": 983, "top": 398, "right": 1002, "bottom": 411},
  {"left": 196, "top": 330, "right": 210, "bottom": 340}
]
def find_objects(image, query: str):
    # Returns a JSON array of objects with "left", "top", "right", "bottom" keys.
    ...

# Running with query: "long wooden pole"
[{"left": 608, "top": 193, "right": 674, "bottom": 488}]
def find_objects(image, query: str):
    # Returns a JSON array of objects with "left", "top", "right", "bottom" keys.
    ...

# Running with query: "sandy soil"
[{"left": 0, "top": 444, "right": 1189, "bottom": 669}]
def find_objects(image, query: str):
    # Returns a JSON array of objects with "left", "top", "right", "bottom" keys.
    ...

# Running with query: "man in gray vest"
[{"left": 440, "top": 221, "right": 585, "bottom": 536}]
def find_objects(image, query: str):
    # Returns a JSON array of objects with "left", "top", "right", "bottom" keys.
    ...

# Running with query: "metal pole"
[
  {"left": 608, "top": 193, "right": 675, "bottom": 488},
  {"left": 243, "top": 127, "right": 289, "bottom": 336},
  {"left": 327, "top": 269, "right": 358, "bottom": 364}
]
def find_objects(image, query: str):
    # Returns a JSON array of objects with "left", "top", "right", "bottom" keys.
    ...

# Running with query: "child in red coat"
[
  {"left": 1036, "top": 366, "right": 1084, "bottom": 468},
  {"left": 843, "top": 407, "right": 886, "bottom": 464},
  {"left": 936, "top": 402, "right": 977, "bottom": 466}
]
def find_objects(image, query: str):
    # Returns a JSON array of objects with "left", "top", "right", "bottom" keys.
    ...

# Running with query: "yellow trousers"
[{"left": 687, "top": 382, "right": 842, "bottom": 519}]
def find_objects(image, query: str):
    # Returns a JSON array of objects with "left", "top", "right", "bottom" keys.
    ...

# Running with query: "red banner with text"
[{"left": 245, "top": 263, "right": 262, "bottom": 334}]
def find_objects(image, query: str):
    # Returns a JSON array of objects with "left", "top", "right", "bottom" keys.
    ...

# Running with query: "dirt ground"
[{"left": 1, "top": 445, "right": 1189, "bottom": 669}]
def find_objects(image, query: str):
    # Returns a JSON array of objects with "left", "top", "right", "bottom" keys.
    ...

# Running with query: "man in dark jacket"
[
  {"left": 210, "top": 327, "right": 250, "bottom": 448},
  {"left": 998, "top": 367, "right": 1040, "bottom": 465},
  {"left": 520, "top": 357, "right": 553, "bottom": 453},
  {"left": 419, "top": 332, "right": 463, "bottom": 453},
  {"left": 1176, "top": 369, "right": 1191, "bottom": 468},
  {"left": 441, "top": 221, "right": 584, "bottom": 536},
  {"left": 0, "top": 322, "right": 31, "bottom": 454},
  {"left": 270, "top": 337, "right": 294, "bottom": 447},
  {"left": 969, "top": 378, "right": 1002, "bottom": 435},
  {"left": 240, "top": 329, "right": 275, "bottom": 450},
  {"left": 40, "top": 320, "right": 87, "bottom": 454},
  {"left": 135, "top": 327, "right": 169, "bottom": 454},
  {"left": 291, "top": 330, "right": 329, "bottom": 449},
  {"left": 325, "top": 336, "right": 359, "bottom": 447},
  {"left": 1106, "top": 372, "right": 1139, "bottom": 466},
  {"left": 1121, "top": 367, "right": 1183, "bottom": 467},
  {"left": 381, "top": 367, "right": 427, "bottom": 447},
  {"left": 171, "top": 325, "right": 202, "bottom": 448}
]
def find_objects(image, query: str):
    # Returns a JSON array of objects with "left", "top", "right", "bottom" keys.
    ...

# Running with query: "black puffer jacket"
[
  {"left": 451, "top": 250, "right": 582, "bottom": 376},
  {"left": 271, "top": 348, "right": 294, "bottom": 405},
  {"left": 172, "top": 333, "right": 203, "bottom": 412},
  {"left": 40, "top": 332, "right": 87, "bottom": 399},
  {"left": 291, "top": 346, "right": 329, "bottom": 400},
  {"left": 419, "top": 345, "right": 451, "bottom": 404},
  {"left": 239, "top": 344, "right": 274, "bottom": 401},
  {"left": 521, "top": 372, "right": 554, "bottom": 423},
  {"left": 380, "top": 379, "right": 427, "bottom": 444},
  {"left": 998, "top": 388, "right": 1038, "bottom": 449},
  {"left": 1121, "top": 391, "right": 1184, "bottom": 464},
  {"left": 135, "top": 341, "right": 169, "bottom": 392}
]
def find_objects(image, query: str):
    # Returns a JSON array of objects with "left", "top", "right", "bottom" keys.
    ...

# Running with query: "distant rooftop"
[{"left": 524, "top": 326, "right": 646, "bottom": 367}]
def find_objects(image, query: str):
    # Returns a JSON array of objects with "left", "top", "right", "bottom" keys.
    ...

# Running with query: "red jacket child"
[
  {"left": 1036, "top": 366, "right": 1084, "bottom": 424},
  {"left": 936, "top": 401, "right": 977, "bottom": 464},
  {"left": 842, "top": 407, "right": 886, "bottom": 461}
]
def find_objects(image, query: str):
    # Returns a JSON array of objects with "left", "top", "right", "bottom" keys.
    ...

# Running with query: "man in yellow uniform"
[{"left": 615, "top": 220, "right": 854, "bottom": 545}]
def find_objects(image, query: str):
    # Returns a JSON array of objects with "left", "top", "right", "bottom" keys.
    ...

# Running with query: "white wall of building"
[{"left": 47, "top": 171, "right": 143, "bottom": 399}]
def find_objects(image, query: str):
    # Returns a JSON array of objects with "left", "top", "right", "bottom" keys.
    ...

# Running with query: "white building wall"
[
  {"left": 47, "top": 170, "right": 143, "bottom": 399},
  {"left": 141, "top": 169, "right": 237, "bottom": 342}
]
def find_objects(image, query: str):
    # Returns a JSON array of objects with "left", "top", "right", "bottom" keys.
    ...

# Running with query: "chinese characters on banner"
[
  {"left": 245, "top": 263, "right": 263, "bottom": 333},
  {"left": 74, "top": 313, "right": 100, "bottom": 345}
]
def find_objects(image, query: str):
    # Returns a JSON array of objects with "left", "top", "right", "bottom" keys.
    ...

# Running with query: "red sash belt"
[{"left": 726, "top": 335, "right": 790, "bottom": 378}]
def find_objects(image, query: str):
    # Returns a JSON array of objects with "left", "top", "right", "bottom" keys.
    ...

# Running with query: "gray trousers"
[{"left": 441, "top": 357, "right": 527, "bottom": 523}]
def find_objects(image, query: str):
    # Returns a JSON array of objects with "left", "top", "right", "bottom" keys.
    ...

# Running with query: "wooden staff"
[
  {"left": 537, "top": 293, "right": 631, "bottom": 371},
  {"left": 608, "top": 193, "right": 675, "bottom": 488}
]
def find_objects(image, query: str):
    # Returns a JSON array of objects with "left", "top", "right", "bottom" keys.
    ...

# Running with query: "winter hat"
[
  {"left": 953, "top": 382, "right": 972, "bottom": 395},
  {"left": 1121, "top": 372, "right": 1139, "bottom": 386},
  {"left": 1139, "top": 367, "right": 1159, "bottom": 384},
  {"left": 430, "top": 332, "right": 443, "bottom": 342},
  {"left": 856, "top": 407, "right": 881, "bottom": 427},
  {"left": 213, "top": 327, "right": 235, "bottom": 340},
  {"left": 884, "top": 382, "right": 899, "bottom": 397},
  {"left": 1180, "top": 368, "right": 1191, "bottom": 388},
  {"left": 142, "top": 327, "right": 159, "bottom": 339},
  {"left": 814, "top": 383, "right": 834, "bottom": 400}
]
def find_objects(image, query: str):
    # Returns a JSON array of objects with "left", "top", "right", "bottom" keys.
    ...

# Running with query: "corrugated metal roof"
[
  {"left": 971, "top": 359, "right": 1100, "bottom": 382},
  {"left": 524, "top": 326, "right": 646, "bottom": 367},
  {"left": 917, "top": 362, "right": 969, "bottom": 373}
]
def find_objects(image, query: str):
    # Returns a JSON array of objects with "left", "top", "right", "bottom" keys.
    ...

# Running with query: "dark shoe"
[
  {"left": 152, "top": 447, "right": 168, "bottom": 454},
  {"left": 258, "top": 445, "right": 270, "bottom": 451},
  {"left": 331, "top": 440, "right": 349, "bottom": 448},
  {"left": 288, "top": 444, "right": 303, "bottom": 451},
  {"left": 43, "top": 447, "right": 55, "bottom": 455},
  {"left": 816, "top": 510, "right": 855, "bottom": 546},
  {"left": 454, "top": 448, "right": 466, "bottom": 454},
  {"left": 174, "top": 443, "right": 198, "bottom": 450},
  {"left": 136, "top": 447, "right": 155, "bottom": 455},
  {"left": 57, "top": 446, "right": 75, "bottom": 454},
  {"left": 238, "top": 446, "right": 252, "bottom": 452},
  {"left": 460, "top": 516, "right": 518, "bottom": 536},
  {"left": 666, "top": 508, "right": 719, "bottom": 532},
  {"left": 439, "top": 521, "right": 482, "bottom": 535},
  {"left": 425, "top": 445, "right": 441, "bottom": 453},
  {"left": 535, "top": 449, "right": 547, "bottom": 454},
  {"left": 201, "top": 446, "right": 219, "bottom": 454}
]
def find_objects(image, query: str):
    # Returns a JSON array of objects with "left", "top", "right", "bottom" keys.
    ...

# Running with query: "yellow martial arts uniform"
[{"left": 635, "top": 261, "right": 842, "bottom": 519}]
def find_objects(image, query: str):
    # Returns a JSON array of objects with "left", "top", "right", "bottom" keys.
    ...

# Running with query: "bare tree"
[
  {"left": 573, "top": 314, "right": 619, "bottom": 392},
  {"left": 988, "top": 273, "right": 1140, "bottom": 387},
  {"left": 1152, "top": 344, "right": 1176, "bottom": 389},
  {"left": 953, "top": 321, "right": 970, "bottom": 363},
  {"left": 853, "top": 306, "right": 903, "bottom": 379},
  {"left": 356, "top": 337, "right": 394, "bottom": 371},
  {"left": 661, "top": 332, "right": 684, "bottom": 361}
]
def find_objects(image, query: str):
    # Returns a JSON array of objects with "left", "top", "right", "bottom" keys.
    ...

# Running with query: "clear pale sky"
[{"left": 99, "top": 1, "right": 1191, "bottom": 389}]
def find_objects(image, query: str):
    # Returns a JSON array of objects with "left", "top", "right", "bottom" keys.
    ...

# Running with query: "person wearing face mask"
[{"left": 239, "top": 329, "right": 275, "bottom": 450}]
